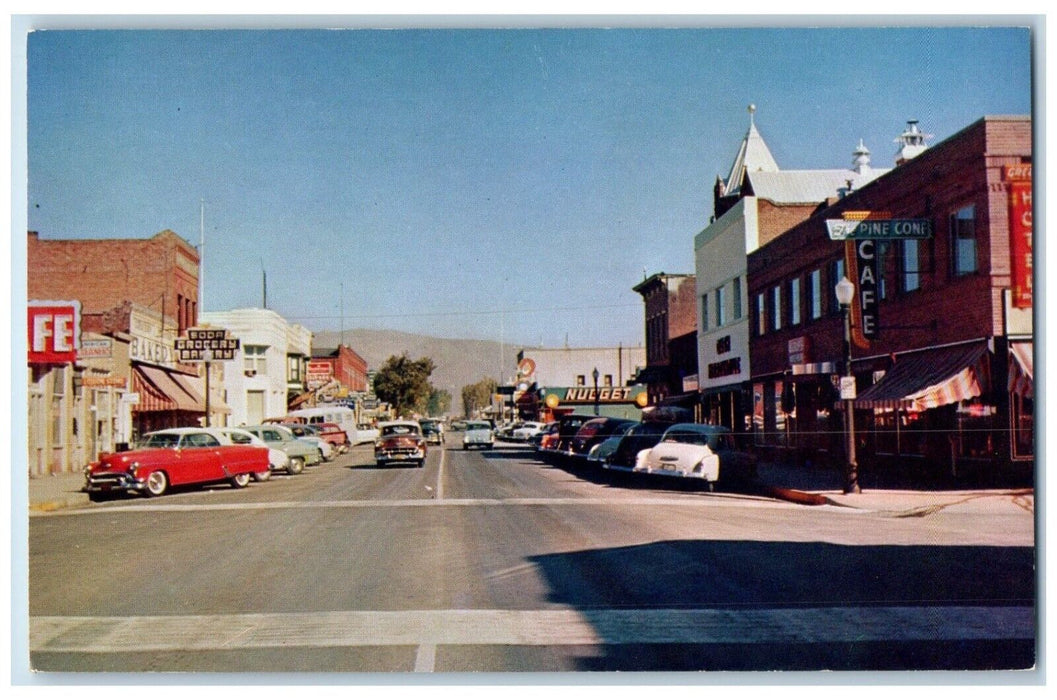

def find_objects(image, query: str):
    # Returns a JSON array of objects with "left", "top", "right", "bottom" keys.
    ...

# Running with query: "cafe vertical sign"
[{"left": 1005, "top": 164, "right": 1032, "bottom": 308}]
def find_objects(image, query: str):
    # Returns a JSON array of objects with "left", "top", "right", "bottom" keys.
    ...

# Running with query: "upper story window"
[
  {"left": 576, "top": 375, "right": 586, "bottom": 386},
  {"left": 901, "top": 239, "right": 922, "bottom": 293},
  {"left": 287, "top": 355, "right": 303, "bottom": 383},
  {"left": 715, "top": 285, "right": 727, "bottom": 327},
  {"left": 756, "top": 292, "right": 767, "bottom": 336},
  {"left": 951, "top": 205, "right": 977, "bottom": 276},
  {"left": 244, "top": 345, "right": 268, "bottom": 375},
  {"left": 829, "top": 259, "right": 845, "bottom": 315},
  {"left": 604, "top": 374, "right": 613, "bottom": 387},
  {"left": 771, "top": 285, "right": 782, "bottom": 331},
  {"left": 789, "top": 277, "right": 801, "bottom": 326},
  {"left": 700, "top": 293, "right": 709, "bottom": 332},
  {"left": 809, "top": 269, "right": 822, "bottom": 320},
  {"left": 732, "top": 277, "right": 743, "bottom": 320}
]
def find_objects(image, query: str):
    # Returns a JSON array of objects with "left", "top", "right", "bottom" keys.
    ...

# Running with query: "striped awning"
[
  {"left": 133, "top": 364, "right": 205, "bottom": 413},
  {"left": 854, "top": 342, "right": 991, "bottom": 411},
  {"left": 1008, "top": 342, "right": 1033, "bottom": 398}
]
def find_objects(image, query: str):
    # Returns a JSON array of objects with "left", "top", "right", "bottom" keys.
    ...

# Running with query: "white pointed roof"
[{"left": 722, "top": 105, "right": 780, "bottom": 198}]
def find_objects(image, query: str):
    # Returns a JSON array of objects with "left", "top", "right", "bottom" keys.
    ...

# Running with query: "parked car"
[
  {"left": 216, "top": 427, "right": 287, "bottom": 481},
  {"left": 419, "top": 419, "right": 444, "bottom": 445},
  {"left": 280, "top": 423, "right": 335, "bottom": 462},
  {"left": 633, "top": 423, "right": 758, "bottom": 488},
  {"left": 355, "top": 423, "right": 380, "bottom": 445},
  {"left": 375, "top": 421, "right": 428, "bottom": 467},
  {"left": 568, "top": 417, "right": 638, "bottom": 462},
  {"left": 543, "top": 413, "right": 596, "bottom": 456},
  {"left": 83, "top": 427, "right": 269, "bottom": 500},
  {"left": 450, "top": 420, "right": 467, "bottom": 432},
  {"left": 495, "top": 422, "right": 523, "bottom": 441},
  {"left": 240, "top": 424, "right": 321, "bottom": 474},
  {"left": 313, "top": 421, "right": 350, "bottom": 453},
  {"left": 535, "top": 422, "right": 560, "bottom": 451},
  {"left": 512, "top": 421, "right": 547, "bottom": 442},
  {"left": 602, "top": 420, "right": 679, "bottom": 472},
  {"left": 462, "top": 420, "right": 495, "bottom": 450},
  {"left": 586, "top": 422, "right": 637, "bottom": 465}
]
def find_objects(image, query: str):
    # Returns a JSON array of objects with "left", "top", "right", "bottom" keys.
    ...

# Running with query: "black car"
[
  {"left": 568, "top": 417, "right": 638, "bottom": 462},
  {"left": 419, "top": 419, "right": 444, "bottom": 445},
  {"left": 603, "top": 420, "right": 679, "bottom": 471},
  {"left": 553, "top": 413, "right": 597, "bottom": 453}
]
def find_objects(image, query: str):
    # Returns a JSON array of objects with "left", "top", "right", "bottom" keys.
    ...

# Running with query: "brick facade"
[{"left": 28, "top": 229, "right": 200, "bottom": 333}]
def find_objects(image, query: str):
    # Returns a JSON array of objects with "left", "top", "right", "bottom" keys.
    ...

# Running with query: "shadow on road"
[{"left": 526, "top": 538, "right": 1035, "bottom": 671}]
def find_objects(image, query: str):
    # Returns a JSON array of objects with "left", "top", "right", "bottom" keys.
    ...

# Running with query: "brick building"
[
  {"left": 695, "top": 105, "right": 888, "bottom": 436},
  {"left": 27, "top": 230, "right": 208, "bottom": 474},
  {"left": 747, "top": 116, "right": 1033, "bottom": 482},
  {"left": 632, "top": 272, "right": 698, "bottom": 410}
]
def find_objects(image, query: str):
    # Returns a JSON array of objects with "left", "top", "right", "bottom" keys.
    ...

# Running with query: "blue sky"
[{"left": 22, "top": 24, "right": 1033, "bottom": 348}]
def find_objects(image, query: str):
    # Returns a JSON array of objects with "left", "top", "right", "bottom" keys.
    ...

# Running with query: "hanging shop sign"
[
  {"left": 174, "top": 327, "right": 240, "bottom": 362},
  {"left": 28, "top": 300, "right": 81, "bottom": 364},
  {"left": 826, "top": 218, "right": 933, "bottom": 241},
  {"left": 854, "top": 239, "right": 879, "bottom": 339}
]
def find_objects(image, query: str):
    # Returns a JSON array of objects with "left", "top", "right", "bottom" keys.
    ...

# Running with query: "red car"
[
  {"left": 83, "top": 428, "right": 269, "bottom": 501},
  {"left": 317, "top": 422, "right": 351, "bottom": 453},
  {"left": 374, "top": 421, "right": 427, "bottom": 468}
]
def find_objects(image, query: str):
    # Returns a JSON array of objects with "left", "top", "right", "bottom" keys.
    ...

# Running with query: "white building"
[
  {"left": 198, "top": 308, "right": 313, "bottom": 425},
  {"left": 696, "top": 105, "right": 887, "bottom": 430}
]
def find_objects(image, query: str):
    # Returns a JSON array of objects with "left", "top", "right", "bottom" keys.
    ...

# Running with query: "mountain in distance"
[{"left": 312, "top": 328, "right": 523, "bottom": 396}]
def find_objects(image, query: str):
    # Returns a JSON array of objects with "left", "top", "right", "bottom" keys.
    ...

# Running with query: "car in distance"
[
  {"left": 375, "top": 420, "right": 428, "bottom": 467},
  {"left": 216, "top": 427, "right": 288, "bottom": 481},
  {"left": 512, "top": 421, "right": 547, "bottom": 442},
  {"left": 83, "top": 427, "right": 269, "bottom": 500},
  {"left": 355, "top": 423, "right": 380, "bottom": 445},
  {"left": 633, "top": 423, "right": 758, "bottom": 489},
  {"left": 419, "top": 419, "right": 444, "bottom": 445},
  {"left": 240, "top": 424, "right": 322, "bottom": 474},
  {"left": 586, "top": 422, "right": 637, "bottom": 465},
  {"left": 462, "top": 420, "right": 495, "bottom": 450},
  {"left": 279, "top": 423, "right": 335, "bottom": 462}
]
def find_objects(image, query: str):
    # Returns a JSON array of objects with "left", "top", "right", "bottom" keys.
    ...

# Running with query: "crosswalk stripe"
[{"left": 31, "top": 606, "right": 1033, "bottom": 653}]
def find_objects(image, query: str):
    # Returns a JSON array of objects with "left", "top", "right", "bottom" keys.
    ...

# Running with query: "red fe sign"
[{"left": 28, "top": 300, "right": 81, "bottom": 364}]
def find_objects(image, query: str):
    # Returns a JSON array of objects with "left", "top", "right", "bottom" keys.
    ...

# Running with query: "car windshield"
[
  {"left": 139, "top": 432, "right": 181, "bottom": 448},
  {"left": 382, "top": 424, "right": 419, "bottom": 437}
]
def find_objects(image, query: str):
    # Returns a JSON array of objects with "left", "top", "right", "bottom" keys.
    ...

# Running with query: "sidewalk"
[{"left": 26, "top": 462, "right": 1034, "bottom": 515}]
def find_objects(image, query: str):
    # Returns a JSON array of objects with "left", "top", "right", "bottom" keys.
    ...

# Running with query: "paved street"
[{"left": 28, "top": 437, "right": 1035, "bottom": 673}]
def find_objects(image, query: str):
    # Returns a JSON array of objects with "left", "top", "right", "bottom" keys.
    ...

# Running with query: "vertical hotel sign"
[{"left": 1005, "top": 164, "right": 1032, "bottom": 308}]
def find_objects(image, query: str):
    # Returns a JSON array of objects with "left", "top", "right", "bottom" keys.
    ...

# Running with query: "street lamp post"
[
  {"left": 202, "top": 348, "right": 213, "bottom": 428},
  {"left": 592, "top": 367, "right": 600, "bottom": 416},
  {"left": 834, "top": 276, "right": 861, "bottom": 494}
]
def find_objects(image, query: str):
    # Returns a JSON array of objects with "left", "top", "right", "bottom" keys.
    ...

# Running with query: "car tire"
[
  {"left": 287, "top": 457, "right": 305, "bottom": 475},
  {"left": 145, "top": 470, "right": 168, "bottom": 497},
  {"left": 230, "top": 472, "right": 251, "bottom": 489},
  {"left": 252, "top": 469, "right": 272, "bottom": 482}
]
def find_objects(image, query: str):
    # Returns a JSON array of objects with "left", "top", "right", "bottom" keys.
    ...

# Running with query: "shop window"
[
  {"left": 732, "top": 277, "right": 743, "bottom": 320},
  {"left": 808, "top": 269, "right": 822, "bottom": 320},
  {"left": 951, "top": 205, "right": 978, "bottom": 276},
  {"left": 1011, "top": 393, "right": 1034, "bottom": 459},
  {"left": 752, "top": 383, "right": 766, "bottom": 446},
  {"left": 789, "top": 277, "right": 801, "bottom": 326},
  {"left": 955, "top": 398, "right": 996, "bottom": 459}
]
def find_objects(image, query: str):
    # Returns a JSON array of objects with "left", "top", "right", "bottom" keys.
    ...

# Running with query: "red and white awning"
[
  {"left": 855, "top": 342, "right": 991, "bottom": 411},
  {"left": 1008, "top": 342, "right": 1033, "bottom": 398}
]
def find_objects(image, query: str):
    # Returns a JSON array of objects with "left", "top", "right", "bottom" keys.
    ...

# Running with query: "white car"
[
  {"left": 511, "top": 421, "right": 546, "bottom": 442},
  {"left": 633, "top": 423, "right": 757, "bottom": 489},
  {"left": 462, "top": 421, "right": 495, "bottom": 450},
  {"left": 354, "top": 423, "right": 380, "bottom": 445},
  {"left": 215, "top": 427, "right": 287, "bottom": 481}
]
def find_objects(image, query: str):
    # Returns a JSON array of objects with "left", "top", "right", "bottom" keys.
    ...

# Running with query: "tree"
[
  {"left": 426, "top": 388, "right": 452, "bottom": 417},
  {"left": 461, "top": 377, "right": 497, "bottom": 419},
  {"left": 372, "top": 354, "right": 436, "bottom": 418}
]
